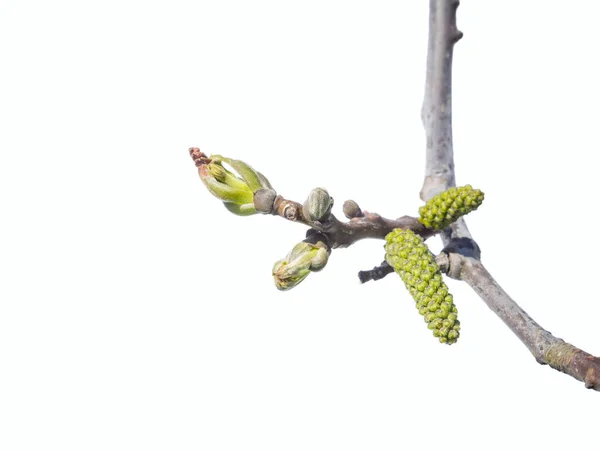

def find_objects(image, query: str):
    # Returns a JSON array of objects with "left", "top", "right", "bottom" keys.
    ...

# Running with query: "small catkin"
[
  {"left": 385, "top": 228, "right": 460, "bottom": 344},
  {"left": 418, "top": 185, "right": 484, "bottom": 230}
]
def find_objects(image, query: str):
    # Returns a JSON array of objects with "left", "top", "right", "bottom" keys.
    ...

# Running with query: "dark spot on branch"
[
  {"left": 305, "top": 229, "right": 332, "bottom": 251},
  {"left": 442, "top": 237, "right": 480, "bottom": 259}
]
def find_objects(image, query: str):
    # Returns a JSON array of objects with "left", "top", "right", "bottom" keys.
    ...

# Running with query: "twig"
[
  {"left": 460, "top": 259, "right": 600, "bottom": 389},
  {"left": 188, "top": 148, "right": 437, "bottom": 249},
  {"left": 420, "top": 0, "right": 600, "bottom": 390},
  {"left": 358, "top": 261, "right": 394, "bottom": 284},
  {"left": 255, "top": 190, "right": 436, "bottom": 249}
]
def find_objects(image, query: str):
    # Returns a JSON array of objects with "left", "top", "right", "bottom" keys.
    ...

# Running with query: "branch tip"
[{"left": 189, "top": 147, "right": 209, "bottom": 165}]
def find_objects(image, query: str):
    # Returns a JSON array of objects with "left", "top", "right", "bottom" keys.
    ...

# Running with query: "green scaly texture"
[
  {"left": 385, "top": 228, "right": 460, "bottom": 344},
  {"left": 419, "top": 185, "right": 484, "bottom": 230}
]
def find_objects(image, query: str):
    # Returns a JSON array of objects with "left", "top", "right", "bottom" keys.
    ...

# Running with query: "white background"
[{"left": 1, "top": 1, "right": 599, "bottom": 449}]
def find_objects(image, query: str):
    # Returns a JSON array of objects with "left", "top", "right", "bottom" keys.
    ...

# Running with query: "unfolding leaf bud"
[
  {"left": 302, "top": 188, "right": 333, "bottom": 223},
  {"left": 385, "top": 228, "right": 460, "bottom": 344},
  {"left": 208, "top": 163, "right": 227, "bottom": 183},
  {"left": 198, "top": 163, "right": 254, "bottom": 206},
  {"left": 210, "top": 155, "right": 273, "bottom": 193},
  {"left": 194, "top": 152, "right": 277, "bottom": 217},
  {"left": 418, "top": 185, "right": 484, "bottom": 230},
  {"left": 272, "top": 241, "right": 329, "bottom": 291}
]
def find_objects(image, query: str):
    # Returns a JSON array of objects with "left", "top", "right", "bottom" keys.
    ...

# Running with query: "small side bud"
[
  {"left": 343, "top": 200, "right": 363, "bottom": 218},
  {"left": 254, "top": 188, "right": 278, "bottom": 214},
  {"left": 302, "top": 188, "right": 333, "bottom": 223},
  {"left": 272, "top": 241, "right": 329, "bottom": 291}
]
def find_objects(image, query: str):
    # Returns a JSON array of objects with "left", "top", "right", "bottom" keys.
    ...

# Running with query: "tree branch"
[
  {"left": 254, "top": 190, "right": 436, "bottom": 249},
  {"left": 420, "top": 0, "right": 472, "bottom": 248},
  {"left": 420, "top": 0, "right": 461, "bottom": 201},
  {"left": 460, "top": 259, "right": 600, "bottom": 389},
  {"left": 420, "top": 0, "right": 600, "bottom": 390}
]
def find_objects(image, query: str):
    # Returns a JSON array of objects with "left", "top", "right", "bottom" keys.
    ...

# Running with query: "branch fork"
[
  {"left": 189, "top": 0, "right": 600, "bottom": 390},
  {"left": 417, "top": 0, "right": 599, "bottom": 390}
]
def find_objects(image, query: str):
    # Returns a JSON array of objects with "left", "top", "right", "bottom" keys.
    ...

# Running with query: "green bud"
[
  {"left": 208, "top": 163, "right": 227, "bottom": 183},
  {"left": 418, "top": 185, "right": 484, "bottom": 230},
  {"left": 302, "top": 188, "right": 333, "bottom": 222},
  {"left": 308, "top": 243, "right": 329, "bottom": 271},
  {"left": 385, "top": 228, "right": 460, "bottom": 344},
  {"left": 207, "top": 163, "right": 248, "bottom": 191},
  {"left": 198, "top": 163, "right": 254, "bottom": 205},
  {"left": 272, "top": 241, "right": 329, "bottom": 291},
  {"left": 211, "top": 155, "right": 273, "bottom": 193},
  {"left": 195, "top": 153, "right": 276, "bottom": 217}
]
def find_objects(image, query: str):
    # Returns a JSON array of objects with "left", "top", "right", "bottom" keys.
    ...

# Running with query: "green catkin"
[
  {"left": 385, "top": 228, "right": 460, "bottom": 344},
  {"left": 418, "top": 185, "right": 484, "bottom": 230}
]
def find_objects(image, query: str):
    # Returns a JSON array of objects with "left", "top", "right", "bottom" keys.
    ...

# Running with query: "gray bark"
[{"left": 420, "top": 0, "right": 599, "bottom": 391}]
